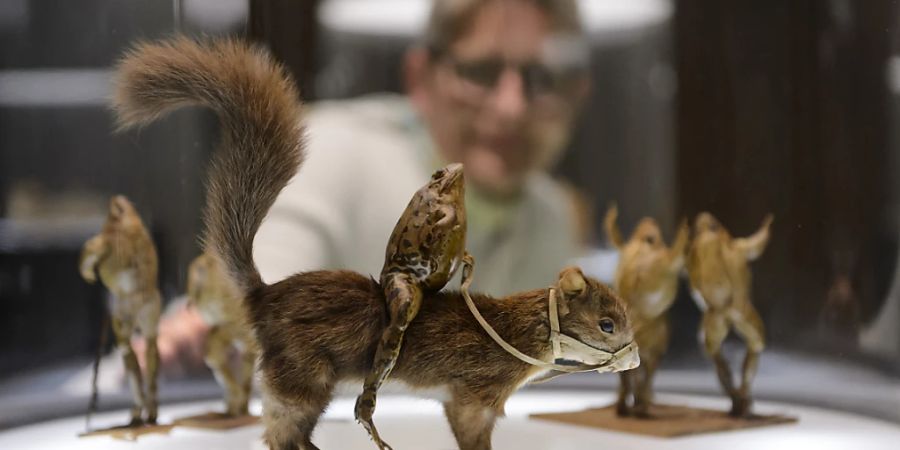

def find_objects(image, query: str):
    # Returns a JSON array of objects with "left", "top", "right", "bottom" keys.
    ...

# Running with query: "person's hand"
[{"left": 133, "top": 303, "right": 210, "bottom": 379}]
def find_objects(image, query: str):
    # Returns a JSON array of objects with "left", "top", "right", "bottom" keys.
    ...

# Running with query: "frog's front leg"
[
  {"left": 460, "top": 252, "right": 475, "bottom": 290},
  {"left": 79, "top": 235, "right": 107, "bottom": 283},
  {"left": 355, "top": 273, "right": 421, "bottom": 450},
  {"left": 434, "top": 204, "right": 457, "bottom": 227}
]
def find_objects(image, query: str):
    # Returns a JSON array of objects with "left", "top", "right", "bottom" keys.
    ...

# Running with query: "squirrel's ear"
[{"left": 558, "top": 266, "right": 587, "bottom": 298}]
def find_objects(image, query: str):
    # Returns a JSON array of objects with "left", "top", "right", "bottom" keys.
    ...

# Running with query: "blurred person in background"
[
  {"left": 255, "top": 0, "right": 591, "bottom": 291},
  {"left": 153, "top": 0, "right": 592, "bottom": 375}
]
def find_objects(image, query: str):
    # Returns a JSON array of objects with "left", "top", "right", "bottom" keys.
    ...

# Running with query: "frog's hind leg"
[
  {"left": 615, "top": 370, "right": 635, "bottom": 416},
  {"left": 143, "top": 334, "right": 160, "bottom": 424},
  {"left": 729, "top": 302, "right": 766, "bottom": 417},
  {"left": 355, "top": 273, "right": 421, "bottom": 450},
  {"left": 205, "top": 325, "right": 244, "bottom": 415},
  {"left": 112, "top": 315, "right": 145, "bottom": 426},
  {"left": 700, "top": 309, "right": 738, "bottom": 410},
  {"left": 236, "top": 336, "right": 257, "bottom": 416},
  {"left": 634, "top": 316, "right": 669, "bottom": 417},
  {"left": 138, "top": 292, "right": 162, "bottom": 424},
  {"left": 633, "top": 354, "right": 659, "bottom": 418}
]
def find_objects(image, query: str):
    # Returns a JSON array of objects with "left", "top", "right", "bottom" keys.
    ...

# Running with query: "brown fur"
[
  {"left": 112, "top": 36, "right": 305, "bottom": 295},
  {"left": 253, "top": 269, "right": 629, "bottom": 449},
  {"left": 111, "top": 37, "right": 633, "bottom": 450}
]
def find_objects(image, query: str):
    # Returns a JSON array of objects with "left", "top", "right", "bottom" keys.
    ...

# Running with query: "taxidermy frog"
[
  {"left": 187, "top": 250, "right": 258, "bottom": 416},
  {"left": 79, "top": 195, "right": 161, "bottom": 426},
  {"left": 355, "top": 163, "right": 470, "bottom": 450},
  {"left": 605, "top": 205, "right": 688, "bottom": 417},
  {"left": 688, "top": 212, "right": 773, "bottom": 417}
]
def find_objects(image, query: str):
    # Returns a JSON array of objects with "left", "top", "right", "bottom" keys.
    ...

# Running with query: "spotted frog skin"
[
  {"left": 355, "top": 163, "right": 470, "bottom": 450},
  {"left": 79, "top": 195, "right": 162, "bottom": 426},
  {"left": 605, "top": 205, "right": 688, "bottom": 418},
  {"left": 688, "top": 211, "right": 773, "bottom": 417}
]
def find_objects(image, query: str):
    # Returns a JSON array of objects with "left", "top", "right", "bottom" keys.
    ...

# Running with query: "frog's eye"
[
  {"left": 599, "top": 318, "right": 615, "bottom": 334},
  {"left": 432, "top": 169, "right": 446, "bottom": 180}
]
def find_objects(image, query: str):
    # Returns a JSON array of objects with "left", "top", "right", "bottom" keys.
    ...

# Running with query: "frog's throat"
[{"left": 461, "top": 281, "right": 639, "bottom": 374}]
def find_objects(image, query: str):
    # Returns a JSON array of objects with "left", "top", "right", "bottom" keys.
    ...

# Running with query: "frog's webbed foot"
[
  {"left": 127, "top": 416, "right": 144, "bottom": 428},
  {"left": 616, "top": 403, "right": 632, "bottom": 418},
  {"left": 356, "top": 274, "right": 420, "bottom": 449},
  {"left": 729, "top": 393, "right": 753, "bottom": 418},
  {"left": 354, "top": 395, "right": 393, "bottom": 450}
]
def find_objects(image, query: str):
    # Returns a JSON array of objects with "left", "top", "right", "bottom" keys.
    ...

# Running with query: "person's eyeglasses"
[{"left": 437, "top": 53, "right": 585, "bottom": 100}]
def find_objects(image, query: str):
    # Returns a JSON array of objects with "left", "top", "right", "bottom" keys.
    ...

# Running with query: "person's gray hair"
[{"left": 423, "top": 0, "right": 584, "bottom": 56}]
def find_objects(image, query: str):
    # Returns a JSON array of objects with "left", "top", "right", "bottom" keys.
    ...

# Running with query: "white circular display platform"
[{"left": 1, "top": 391, "right": 898, "bottom": 449}]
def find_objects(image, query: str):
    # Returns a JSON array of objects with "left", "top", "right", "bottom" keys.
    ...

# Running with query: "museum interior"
[{"left": 0, "top": 0, "right": 899, "bottom": 449}]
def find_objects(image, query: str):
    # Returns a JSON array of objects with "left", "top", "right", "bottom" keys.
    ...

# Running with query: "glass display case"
[{"left": 1, "top": 0, "right": 898, "bottom": 448}]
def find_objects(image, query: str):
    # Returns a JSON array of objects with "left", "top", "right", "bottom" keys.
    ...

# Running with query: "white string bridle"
[{"left": 460, "top": 267, "right": 636, "bottom": 373}]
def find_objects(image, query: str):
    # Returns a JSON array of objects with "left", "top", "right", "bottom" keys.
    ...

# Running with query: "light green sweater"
[{"left": 253, "top": 94, "right": 580, "bottom": 297}]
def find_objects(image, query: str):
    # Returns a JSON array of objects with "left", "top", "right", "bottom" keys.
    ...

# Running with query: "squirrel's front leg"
[{"left": 355, "top": 273, "right": 421, "bottom": 450}]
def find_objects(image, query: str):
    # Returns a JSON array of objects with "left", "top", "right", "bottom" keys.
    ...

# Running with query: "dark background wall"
[
  {"left": 0, "top": 0, "right": 217, "bottom": 375},
  {"left": 247, "top": 0, "right": 319, "bottom": 101},
  {"left": 672, "top": 0, "right": 896, "bottom": 353}
]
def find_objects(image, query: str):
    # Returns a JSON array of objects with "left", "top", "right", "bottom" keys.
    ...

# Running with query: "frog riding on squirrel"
[{"left": 356, "top": 162, "right": 471, "bottom": 450}]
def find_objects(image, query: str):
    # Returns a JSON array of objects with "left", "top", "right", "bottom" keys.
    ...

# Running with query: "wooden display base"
[
  {"left": 78, "top": 422, "right": 175, "bottom": 441},
  {"left": 173, "top": 412, "right": 260, "bottom": 430},
  {"left": 531, "top": 403, "right": 798, "bottom": 438}
]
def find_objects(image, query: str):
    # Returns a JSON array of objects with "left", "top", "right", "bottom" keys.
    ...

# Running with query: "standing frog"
[
  {"left": 688, "top": 212, "right": 773, "bottom": 417},
  {"left": 186, "top": 250, "right": 258, "bottom": 417},
  {"left": 355, "top": 163, "right": 470, "bottom": 450},
  {"left": 79, "top": 195, "right": 162, "bottom": 427},
  {"left": 605, "top": 205, "right": 688, "bottom": 417}
]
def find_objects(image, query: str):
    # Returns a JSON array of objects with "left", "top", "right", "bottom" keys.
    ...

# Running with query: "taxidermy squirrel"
[
  {"left": 79, "top": 195, "right": 161, "bottom": 426},
  {"left": 112, "top": 37, "right": 637, "bottom": 450},
  {"left": 605, "top": 205, "right": 688, "bottom": 418},
  {"left": 186, "top": 250, "right": 258, "bottom": 416}
]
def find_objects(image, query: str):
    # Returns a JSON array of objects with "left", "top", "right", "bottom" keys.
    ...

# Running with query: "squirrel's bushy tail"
[{"left": 111, "top": 37, "right": 305, "bottom": 295}]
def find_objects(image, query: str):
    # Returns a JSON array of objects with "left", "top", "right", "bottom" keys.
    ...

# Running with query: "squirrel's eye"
[{"left": 599, "top": 318, "right": 615, "bottom": 333}]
